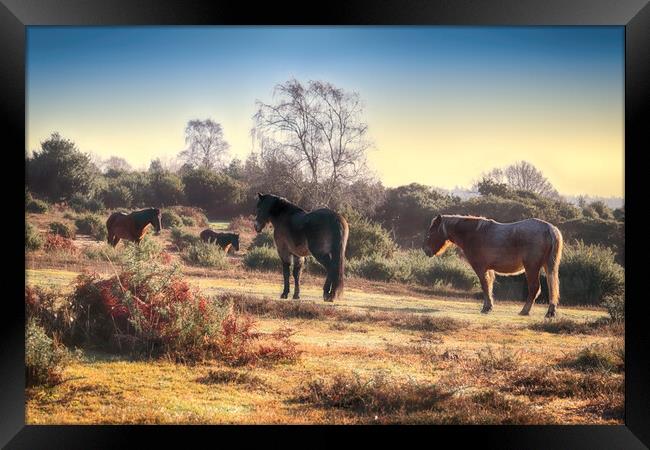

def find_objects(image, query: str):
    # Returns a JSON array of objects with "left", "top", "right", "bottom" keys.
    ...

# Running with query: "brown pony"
[
  {"left": 199, "top": 229, "right": 240, "bottom": 253},
  {"left": 106, "top": 208, "right": 162, "bottom": 247},
  {"left": 423, "top": 215, "right": 563, "bottom": 317},
  {"left": 254, "top": 193, "right": 349, "bottom": 302}
]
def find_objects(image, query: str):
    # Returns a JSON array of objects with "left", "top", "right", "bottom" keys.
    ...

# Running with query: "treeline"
[{"left": 26, "top": 132, "right": 624, "bottom": 264}]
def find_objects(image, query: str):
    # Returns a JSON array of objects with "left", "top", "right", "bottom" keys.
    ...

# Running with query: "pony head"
[
  {"left": 152, "top": 208, "right": 162, "bottom": 235},
  {"left": 423, "top": 215, "right": 451, "bottom": 257},
  {"left": 254, "top": 193, "right": 275, "bottom": 232}
]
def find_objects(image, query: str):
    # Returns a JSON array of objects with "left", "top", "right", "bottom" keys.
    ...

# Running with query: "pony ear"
[{"left": 257, "top": 192, "right": 263, "bottom": 199}]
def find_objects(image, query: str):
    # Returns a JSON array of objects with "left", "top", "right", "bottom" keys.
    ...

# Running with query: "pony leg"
[
  {"left": 520, "top": 266, "right": 542, "bottom": 316},
  {"left": 292, "top": 256, "right": 304, "bottom": 299},
  {"left": 544, "top": 263, "right": 560, "bottom": 318},
  {"left": 313, "top": 253, "right": 333, "bottom": 301},
  {"left": 478, "top": 270, "right": 495, "bottom": 313},
  {"left": 112, "top": 236, "right": 121, "bottom": 247}
]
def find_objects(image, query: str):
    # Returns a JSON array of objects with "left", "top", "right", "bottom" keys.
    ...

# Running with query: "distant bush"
[
  {"left": 170, "top": 227, "right": 200, "bottom": 250},
  {"left": 100, "top": 183, "right": 133, "bottom": 209},
  {"left": 181, "top": 216, "right": 195, "bottom": 227},
  {"left": 161, "top": 210, "right": 183, "bottom": 229},
  {"left": 25, "top": 318, "right": 69, "bottom": 386},
  {"left": 250, "top": 229, "right": 274, "bottom": 249},
  {"left": 228, "top": 215, "right": 254, "bottom": 233},
  {"left": 182, "top": 241, "right": 230, "bottom": 268},
  {"left": 75, "top": 214, "right": 107, "bottom": 241},
  {"left": 25, "top": 223, "right": 43, "bottom": 251},
  {"left": 26, "top": 198, "right": 49, "bottom": 214},
  {"left": 244, "top": 246, "right": 281, "bottom": 272},
  {"left": 170, "top": 206, "right": 209, "bottom": 227},
  {"left": 48, "top": 222, "right": 75, "bottom": 239},
  {"left": 68, "top": 194, "right": 104, "bottom": 213},
  {"left": 558, "top": 218, "right": 624, "bottom": 265}
]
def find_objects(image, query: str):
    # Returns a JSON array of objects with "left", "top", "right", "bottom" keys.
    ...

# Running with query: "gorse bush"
[
  {"left": 26, "top": 223, "right": 43, "bottom": 251},
  {"left": 182, "top": 241, "right": 230, "bottom": 268},
  {"left": 349, "top": 254, "right": 410, "bottom": 283},
  {"left": 603, "top": 293, "right": 624, "bottom": 322},
  {"left": 48, "top": 221, "right": 75, "bottom": 239},
  {"left": 170, "top": 227, "right": 200, "bottom": 250},
  {"left": 244, "top": 246, "right": 281, "bottom": 272},
  {"left": 250, "top": 229, "right": 274, "bottom": 249},
  {"left": 75, "top": 214, "right": 107, "bottom": 241},
  {"left": 26, "top": 198, "right": 49, "bottom": 214},
  {"left": 25, "top": 318, "right": 69, "bottom": 386},
  {"left": 228, "top": 215, "right": 254, "bottom": 233},
  {"left": 161, "top": 210, "right": 183, "bottom": 229}
]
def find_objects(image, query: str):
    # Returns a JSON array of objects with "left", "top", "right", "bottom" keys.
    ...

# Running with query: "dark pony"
[
  {"left": 106, "top": 208, "right": 162, "bottom": 247},
  {"left": 254, "top": 193, "right": 349, "bottom": 302},
  {"left": 199, "top": 229, "right": 240, "bottom": 253}
]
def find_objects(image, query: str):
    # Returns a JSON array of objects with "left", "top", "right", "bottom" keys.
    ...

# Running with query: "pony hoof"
[
  {"left": 280, "top": 293, "right": 289, "bottom": 299},
  {"left": 323, "top": 297, "right": 334, "bottom": 303},
  {"left": 545, "top": 311, "right": 556, "bottom": 319},
  {"left": 519, "top": 310, "right": 530, "bottom": 316},
  {"left": 293, "top": 294, "right": 300, "bottom": 300},
  {"left": 480, "top": 306, "right": 493, "bottom": 314}
]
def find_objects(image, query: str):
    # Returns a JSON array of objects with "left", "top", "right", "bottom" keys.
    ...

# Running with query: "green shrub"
[
  {"left": 48, "top": 221, "right": 75, "bottom": 239},
  {"left": 170, "top": 227, "right": 200, "bottom": 250},
  {"left": 83, "top": 243, "right": 123, "bottom": 263},
  {"left": 182, "top": 242, "right": 230, "bottom": 268},
  {"left": 250, "top": 229, "right": 275, "bottom": 249},
  {"left": 559, "top": 242, "right": 624, "bottom": 306},
  {"left": 75, "top": 214, "right": 107, "bottom": 241},
  {"left": 101, "top": 183, "right": 133, "bottom": 208},
  {"left": 181, "top": 216, "right": 196, "bottom": 227},
  {"left": 494, "top": 242, "right": 624, "bottom": 306},
  {"left": 407, "top": 251, "right": 477, "bottom": 290},
  {"left": 161, "top": 210, "right": 183, "bottom": 229},
  {"left": 68, "top": 194, "right": 105, "bottom": 213},
  {"left": 26, "top": 198, "right": 49, "bottom": 214},
  {"left": 25, "top": 223, "right": 43, "bottom": 251},
  {"left": 603, "top": 292, "right": 624, "bottom": 322},
  {"left": 350, "top": 254, "right": 410, "bottom": 282},
  {"left": 244, "top": 246, "right": 281, "bottom": 272},
  {"left": 346, "top": 215, "right": 396, "bottom": 259},
  {"left": 25, "top": 318, "right": 69, "bottom": 386}
]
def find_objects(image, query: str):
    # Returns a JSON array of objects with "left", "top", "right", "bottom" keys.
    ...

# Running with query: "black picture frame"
[{"left": 2, "top": 0, "right": 648, "bottom": 448}]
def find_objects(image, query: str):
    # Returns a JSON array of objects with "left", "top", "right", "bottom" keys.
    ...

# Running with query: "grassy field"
[{"left": 24, "top": 210, "right": 624, "bottom": 425}]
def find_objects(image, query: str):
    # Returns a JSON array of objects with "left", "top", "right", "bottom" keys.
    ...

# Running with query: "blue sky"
[{"left": 26, "top": 26, "right": 624, "bottom": 196}]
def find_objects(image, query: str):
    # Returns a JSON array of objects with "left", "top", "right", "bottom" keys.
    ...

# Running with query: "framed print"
[{"left": 2, "top": 0, "right": 649, "bottom": 448}]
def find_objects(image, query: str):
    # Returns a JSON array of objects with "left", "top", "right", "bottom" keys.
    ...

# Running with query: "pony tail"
[
  {"left": 546, "top": 226, "right": 563, "bottom": 307},
  {"left": 329, "top": 216, "right": 349, "bottom": 300}
]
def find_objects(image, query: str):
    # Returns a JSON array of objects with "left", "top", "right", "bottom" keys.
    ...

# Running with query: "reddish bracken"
[{"left": 43, "top": 233, "right": 77, "bottom": 253}]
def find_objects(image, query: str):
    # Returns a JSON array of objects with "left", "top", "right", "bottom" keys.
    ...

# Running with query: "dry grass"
[{"left": 25, "top": 208, "right": 623, "bottom": 425}]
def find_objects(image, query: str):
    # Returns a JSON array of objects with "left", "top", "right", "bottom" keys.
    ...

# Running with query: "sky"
[{"left": 26, "top": 26, "right": 624, "bottom": 198}]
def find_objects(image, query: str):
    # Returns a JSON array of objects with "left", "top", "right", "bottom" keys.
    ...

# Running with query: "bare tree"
[
  {"left": 476, "top": 161, "right": 558, "bottom": 198},
  {"left": 179, "top": 119, "right": 230, "bottom": 171},
  {"left": 103, "top": 156, "right": 132, "bottom": 173},
  {"left": 253, "top": 79, "right": 372, "bottom": 207}
]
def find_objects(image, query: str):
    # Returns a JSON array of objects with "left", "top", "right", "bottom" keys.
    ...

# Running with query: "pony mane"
[
  {"left": 266, "top": 194, "right": 305, "bottom": 214},
  {"left": 441, "top": 214, "right": 494, "bottom": 231}
]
